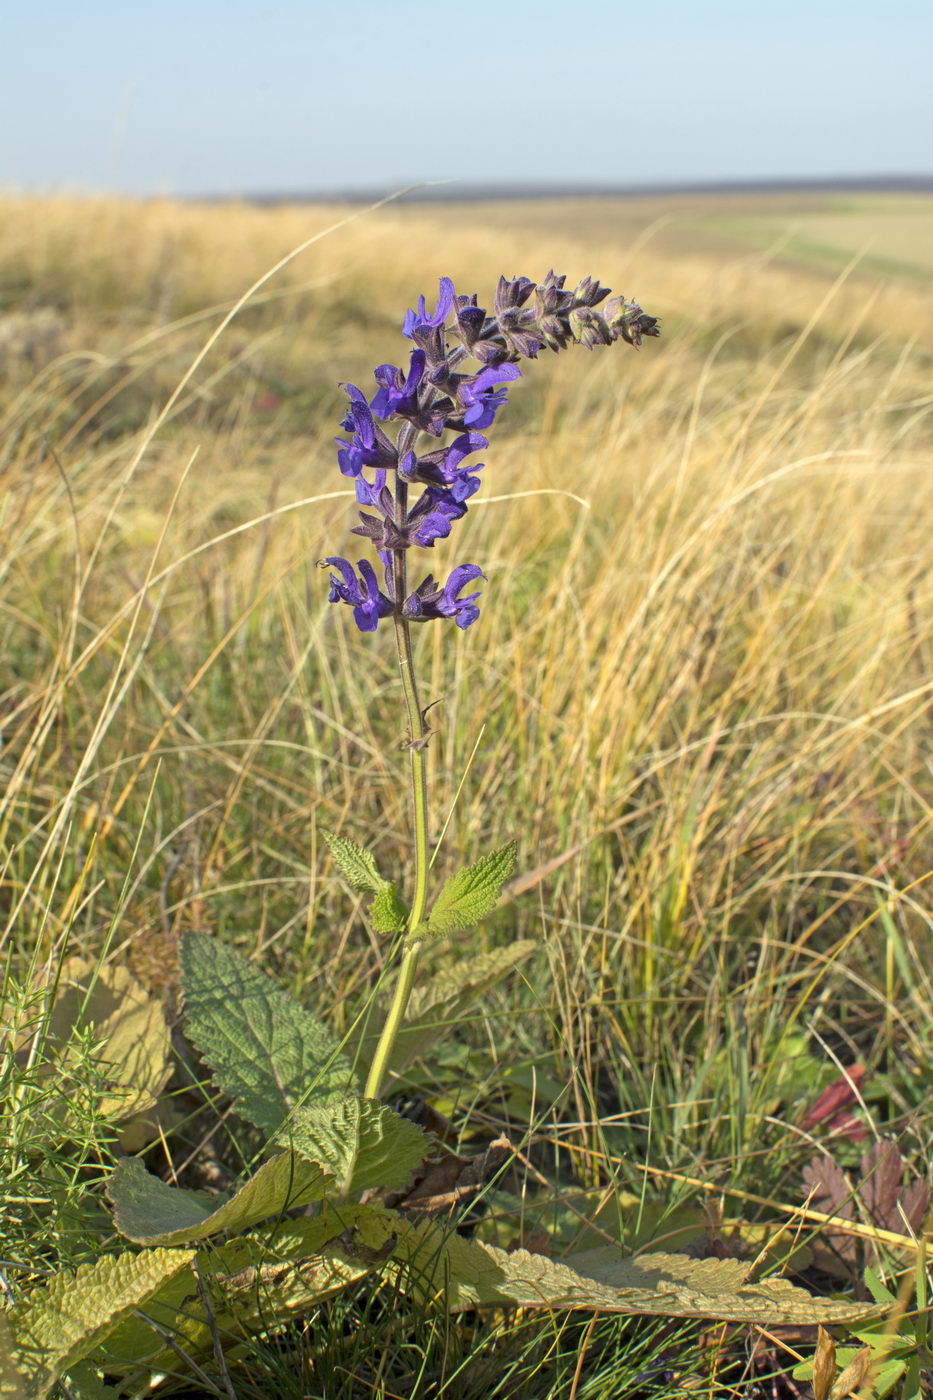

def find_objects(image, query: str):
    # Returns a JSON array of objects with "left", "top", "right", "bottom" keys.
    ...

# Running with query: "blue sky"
[{"left": 3, "top": 0, "right": 931, "bottom": 196}]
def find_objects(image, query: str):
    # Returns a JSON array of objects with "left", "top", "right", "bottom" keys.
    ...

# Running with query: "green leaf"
[
  {"left": 60, "top": 1364, "right": 120, "bottom": 1400},
  {"left": 108, "top": 1151, "right": 331, "bottom": 1245},
  {"left": 864, "top": 1265, "right": 896, "bottom": 1306},
  {"left": 322, "top": 830, "right": 387, "bottom": 894},
  {"left": 97, "top": 1210, "right": 372, "bottom": 1383},
  {"left": 180, "top": 931, "right": 355, "bottom": 1136},
  {"left": 353, "top": 941, "right": 536, "bottom": 1079},
  {"left": 419, "top": 841, "right": 517, "bottom": 938},
  {"left": 8, "top": 1249, "right": 193, "bottom": 1400},
  {"left": 368, "top": 883, "right": 409, "bottom": 934},
  {"left": 281, "top": 1096, "right": 430, "bottom": 1196},
  {"left": 0, "top": 1317, "right": 27, "bottom": 1400}
]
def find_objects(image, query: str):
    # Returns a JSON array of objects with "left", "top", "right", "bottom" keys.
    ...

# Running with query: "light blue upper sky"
[{"left": 3, "top": 0, "right": 930, "bottom": 196}]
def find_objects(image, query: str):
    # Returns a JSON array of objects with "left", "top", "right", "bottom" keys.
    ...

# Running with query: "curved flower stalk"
[{"left": 319, "top": 272, "right": 659, "bottom": 1099}]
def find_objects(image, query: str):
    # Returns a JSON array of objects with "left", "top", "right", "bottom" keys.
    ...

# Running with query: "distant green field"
[
  {"left": 422, "top": 191, "right": 933, "bottom": 283},
  {"left": 689, "top": 195, "right": 933, "bottom": 279}
]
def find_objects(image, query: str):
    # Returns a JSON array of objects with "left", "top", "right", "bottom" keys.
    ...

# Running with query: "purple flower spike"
[
  {"left": 326, "top": 271, "right": 657, "bottom": 633},
  {"left": 322, "top": 556, "right": 394, "bottom": 633},
  {"left": 403, "top": 277, "right": 455, "bottom": 339}
]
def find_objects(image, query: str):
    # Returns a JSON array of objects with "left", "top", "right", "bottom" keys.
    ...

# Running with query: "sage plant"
[{"left": 320, "top": 272, "right": 659, "bottom": 1100}]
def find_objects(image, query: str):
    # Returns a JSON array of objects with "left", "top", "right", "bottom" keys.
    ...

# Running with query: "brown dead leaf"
[
  {"left": 897, "top": 1177, "right": 931, "bottom": 1234},
  {"left": 812, "top": 1325, "right": 837, "bottom": 1400},
  {"left": 830, "top": 1345, "right": 872, "bottom": 1399},
  {"left": 382, "top": 1136, "right": 513, "bottom": 1218},
  {"left": 859, "top": 1141, "right": 904, "bottom": 1231}
]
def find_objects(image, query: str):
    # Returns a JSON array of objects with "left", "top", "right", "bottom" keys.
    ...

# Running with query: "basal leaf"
[
  {"left": 0, "top": 1317, "right": 26, "bottom": 1400},
  {"left": 420, "top": 841, "right": 517, "bottom": 938},
  {"left": 30, "top": 957, "right": 171, "bottom": 1129},
  {"left": 98, "top": 1210, "right": 370, "bottom": 1383},
  {"left": 9, "top": 1249, "right": 193, "bottom": 1400},
  {"left": 334, "top": 1206, "right": 877, "bottom": 1324},
  {"left": 322, "top": 830, "right": 387, "bottom": 895},
  {"left": 283, "top": 1096, "right": 430, "bottom": 1196},
  {"left": 353, "top": 940, "right": 536, "bottom": 1078},
  {"left": 180, "top": 932, "right": 355, "bottom": 1135},
  {"left": 108, "top": 1151, "right": 331, "bottom": 1245},
  {"left": 369, "top": 883, "right": 409, "bottom": 935}
]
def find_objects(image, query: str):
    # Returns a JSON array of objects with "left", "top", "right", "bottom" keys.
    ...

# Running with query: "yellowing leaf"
[
  {"left": 388, "top": 1216, "right": 878, "bottom": 1323},
  {"left": 99, "top": 1211, "right": 371, "bottom": 1382},
  {"left": 9, "top": 1249, "right": 192, "bottom": 1400},
  {"left": 0, "top": 1317, "right": 27, "bottom": 1400},
  {"left": 41, "top": 957, "right": 171, "bottom": 1121}
]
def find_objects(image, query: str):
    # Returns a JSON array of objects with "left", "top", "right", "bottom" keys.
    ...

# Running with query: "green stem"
[{"left": 364, "top": 502, "right": 432, "bottom": 1100}]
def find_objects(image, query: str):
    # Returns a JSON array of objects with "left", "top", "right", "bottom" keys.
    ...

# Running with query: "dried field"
[{"left": 2, "top": 188, "right": 932, "bottom": 1398}]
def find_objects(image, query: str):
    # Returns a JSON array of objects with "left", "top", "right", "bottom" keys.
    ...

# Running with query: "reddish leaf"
[
  {"left": 803, "top": 1155, "right": 857, "bottom": 1263},
  {"left": 898, "top": 1178, "right": 931, "bottom": 1233},
  {"left": 801, "top": 1065, "right": 865, "bottom": 1131},
  {"left": 860, "top": 1140, "right": 904, "bottom": 1232}
]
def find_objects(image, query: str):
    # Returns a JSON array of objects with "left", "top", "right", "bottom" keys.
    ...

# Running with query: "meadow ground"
[{"left": 1, "top": 189, "right": 932, "bottom": 1398}]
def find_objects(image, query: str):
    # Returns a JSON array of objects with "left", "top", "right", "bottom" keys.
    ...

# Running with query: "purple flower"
[
  {"left": 336, "top": 387, "right": 398, "bottom": 477},
  {"left": 456, "top": 364, "right": 521, "bottom": 429},
  {"left": 403, "top": 564, "right": 485, "bottom": 630},
  {"left": 354, "top": 469, "right": 387, "bottom": 507},
  {"left": 371, "top": 350, "right": 427, "bottom": 421},
  {"left": 322, "top": 556, "right": 394, "bottom": 633},
  {"left": 408, "top": 486, "right": 476, "bottom": 547},
  {"left": 398, "top": 431, "right": 487, "bottom": 490},
  {"left": 403, "top": 277, "right": 455, "bottom": 339}
]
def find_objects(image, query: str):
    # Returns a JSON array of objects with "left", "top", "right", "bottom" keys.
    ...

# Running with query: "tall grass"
[{"left": 1, "top": 191, "right": 931, "bottom": 1393}]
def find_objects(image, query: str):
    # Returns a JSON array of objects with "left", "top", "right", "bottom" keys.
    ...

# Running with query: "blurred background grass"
[{"left": 1, "top": 187, "right": 932, "bottom": 1256}]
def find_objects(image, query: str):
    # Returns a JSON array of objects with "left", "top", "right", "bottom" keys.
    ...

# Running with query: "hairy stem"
[{"left": 364, "top": 481, "right": 431, "bottom": 1099}]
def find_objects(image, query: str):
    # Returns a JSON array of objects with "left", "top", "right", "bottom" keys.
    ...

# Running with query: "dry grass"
[{"left": 1, "top": 187, "right": 932, "bottom": 1222}]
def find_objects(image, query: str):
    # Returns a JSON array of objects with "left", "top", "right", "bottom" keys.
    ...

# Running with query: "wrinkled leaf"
[
  {"left": 322, "top": 830, "right": 387, "bottom": 894},
  {"left": 282, "top": 1096, "right": 430, "bottom": 1196},
  {"left": 342, "top": 1206, "right": 877, "bottom": 1324},
  {"left": 9, "top": 1249, "right": 193, "bottom": 1400},
  {"left": 418, "top": 842, "right": 517, "bottom": 938},
  {"left": 108, "top": 1152, "right": 331, "bottom": 1245},
  {"left": 97, "top": 1210, "right": 370, "bottom": 1383},
  {"left": 0, "top": 1317, "right": 26, "bottom": 1400},
  {"left": 369, "top": 883, "right": 409, "bottom": 935},
  {"left": 180, "top": 931, "right": 355, "bottom": 1135}
]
